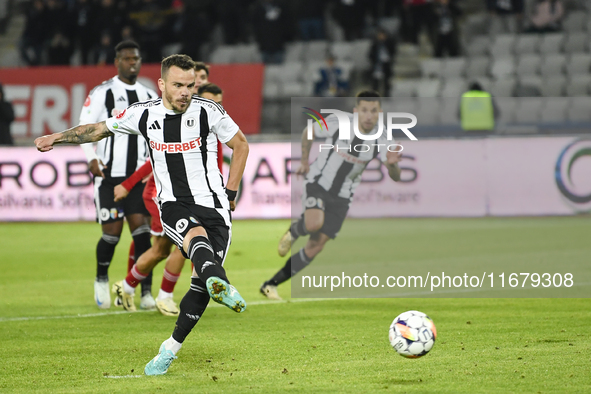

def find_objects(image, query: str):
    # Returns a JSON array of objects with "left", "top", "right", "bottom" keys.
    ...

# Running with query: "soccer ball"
[{"left": 389, "top": 310, "right": 437, "bottom": 358}]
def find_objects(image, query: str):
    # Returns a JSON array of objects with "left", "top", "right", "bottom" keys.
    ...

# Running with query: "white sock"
[
  {"left": 157, "top": 289, "right": 173, "bottom": 301},
  {"left": 123, "top": 280, "right": 135, "bottom": 295},
  {"left": 163, "top": 336, "right": 182, "bottom": 355}
]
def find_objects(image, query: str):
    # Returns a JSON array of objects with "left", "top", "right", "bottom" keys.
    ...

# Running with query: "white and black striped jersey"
[
  {"left": 104, "top": 95, "right": 239, "bottom": 210},
  {"left": 307, "top": 112, "right": 389, "bottom": 201},
  {"left": 79, "top": 76, "right": 158, "bottom": 178}
]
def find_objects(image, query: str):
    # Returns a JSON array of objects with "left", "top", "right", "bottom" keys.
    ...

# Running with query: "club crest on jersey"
[
  {"left": 176, "top": 218, "right": 188, "bottom": 233},
  {"left": 150, "top": 137, "right": 202, "bottom": 153},
  {"left": 185, "top": 117, "right": 197, "bottom": 129},
  {"left": 100, "top": 208, "right": 110, "bottom": 221},
  {"left": 305, "top": 197, "right": 324, "bottom": 209}
]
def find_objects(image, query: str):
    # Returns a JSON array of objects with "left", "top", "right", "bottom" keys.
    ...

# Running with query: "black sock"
[
  {"left": 132, "top": 225, "right": 153, "bottom": 296},
  {"left": 96, "top": 234, "right": 119, "bottom": 281},
  {"left": 290, "top": 218, "right": 308, "bottom": 238},
  {"left": 269, "top": 248, "right": 314, "bottom": 286},
  {"left": 172, "top": 277, "right": 210, "bottom": 343},
  {"left": 188, "top": 236, "right": 229, "bottom": 283}
]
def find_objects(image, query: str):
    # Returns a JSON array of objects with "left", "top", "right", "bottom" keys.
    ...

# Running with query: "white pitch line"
[
  {"left": 103, "top": 375, "right": 144, "bottom": 379},
  {"left": 0, "top": 298, "right": 337, "bottom": 323}
]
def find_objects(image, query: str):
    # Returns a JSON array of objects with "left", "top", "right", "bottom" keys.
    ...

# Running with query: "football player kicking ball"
[
  {"left": 35, "top": 54, "right": 249, "bottom": 376},
  {"left": 260, "top": 91, "right": 402, "bottom": 300},
  {"left": 112, "top": 83, "right": 227, "bottom": 317}
]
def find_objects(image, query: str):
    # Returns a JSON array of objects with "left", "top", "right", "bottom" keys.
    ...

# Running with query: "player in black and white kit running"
[
  {"left": 35, "top": 54, "right": 249, "bottom": 376},
  {"left": 260, "top": 91, "right": 403, "bottom": 300},
  {"left": 79, "top": 40, "right": 158, "bottom": 310}
]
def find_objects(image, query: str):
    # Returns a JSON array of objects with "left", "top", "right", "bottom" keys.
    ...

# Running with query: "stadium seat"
[
  {"left": 515, "top": 34, "right": 541, "bottom": 54},
  {"left": 540, "top": 76, "right": 566, "bottom": 96},
  {"left": 210, "top": 46, "right": 235, "bottom": 64},
  {"left": 538, "top": 33, "right": 565, "bottom": 54},
  {"left": 490, "top": 57, "right": 516, "bottom": 78},
  {"left": 304, "top": 41, "right": 329, "bottom": 62},
  {"left": 382, "top": 97, "right": 418, "bottom": 114},
  {"left": 563, "top": 11, "right": 588, "bottom": 33},
  {"left": 465, "top": 57, "right": 491, "bottom": 78},
  {"left": 565, "top": 74, "right": 591, "bottom": 96},
  {"left": 391, "top": 80, "right": 417, "bottom": 97},
  {"left": 563, "top": 32, "right": 588, "bottom": 54},
  {"left": 489, "top": 34, "right": 517, "bottom": 57},
  {"left": 514, "top": 98, "right": 544, "bottom": 123},
  {"left": 496, "top": 97, "right": 517, "bottom": 123},
  {"left": 566, "top": 53, "right": 591, "bottom": 75},
  {"left": 567, "top": 97, "right": 591, "bottom": 121},
  {"left": 264, "top": 64, "right": 284, "bottom": 83},
  {"left": 282, "top": 81, "right": 308, "bottom": 97},
  {"left": 265, "top": 64, "right": 283, "bottom": 83},
  {"left": 416, "top": 79, "right": 441, "bottom": 97},
  {"left": 420, "top": 59, "right": 443, "bottom": 78},
  {"left": 352, "top": 39, "right": 372, "bottom": 70},
  {"left": 263, "top": 81, "right": 281, "bottom": 99},
  {"left": 378, "top": 17, "right": 400, "bottom": 35},
  {"left": 303, "top": 61, "right": 325, "bottom": 83},
  {"left": 491, "top": 78, "right": 516, "bottom": 97},
  {"left": 516, "top": 54, "right": 541, "bottom": 76},
  {"left": 441, "top": 58, "right": 467, "bottom": 78},
  {"left": 233, "top": 44, "right": 262, "bottom": 63},
  {"left": 331, "top": 42, "right": 354, "bottom": 61},
  {"left": 539, "top": 54, "right": 566, "bottom": 77},
  {"left": 471, "top": 76, "right": 493, "bottom": 91},
  {"left": 261, "top": 101, "right": 281, "bottom": 127},
  {"left": 337, "top": 60, "right": 355, "bottom": 80},
  {"left": 282, "top": 62, "right": 304, "bottom": 82},
  {"left": 416, "top": 100, "right": 440, "bottom": 125},
  {"left": 439, "top": 99, "right": 461, "bottom": 125},
  {"left": 540, "top": 98, "right": 569, "bottom": 122},
  {"left": 515, "top": 75, "right": 542, "bottom": 96},
  {"left": 285, "top": 42, "right": 305, "bottom": 62},
  {"left": 465, "top": 36, "right": 491, "bottom": 57},
  {"left": 439, "top": 78, "right": 467, "bottom": 97}
]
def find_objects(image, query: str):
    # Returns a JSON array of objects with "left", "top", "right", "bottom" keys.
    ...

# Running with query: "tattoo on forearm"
[{"left": 57, "top": 122, "right": 113, "bottom": 145}]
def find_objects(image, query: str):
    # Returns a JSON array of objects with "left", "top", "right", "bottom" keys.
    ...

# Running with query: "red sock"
[
  {"left": 125, "top": 264, "right": 148, "bottom": 288},
  {"left": 161, "top": 268, "right": 181, "bottom": 293},
  {"left": 127, "top": 242, "right": 135, "bottom": 274}
]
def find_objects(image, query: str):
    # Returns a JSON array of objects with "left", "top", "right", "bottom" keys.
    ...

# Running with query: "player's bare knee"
[
  {"left": 183, "top": 226, "right": 207, "bottom": 251},
  {"left": 305, "top": 219, "right": 323, "bottom": 234}
]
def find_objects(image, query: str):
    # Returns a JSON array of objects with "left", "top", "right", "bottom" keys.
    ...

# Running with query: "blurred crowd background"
[{"left": 0, "top": 0, "right": 590, "bottom": 137}]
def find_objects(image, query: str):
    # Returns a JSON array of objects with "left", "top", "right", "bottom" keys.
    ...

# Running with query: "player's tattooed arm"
[{"left": 35, "top": 121, "right": 113, "bottom": 152}]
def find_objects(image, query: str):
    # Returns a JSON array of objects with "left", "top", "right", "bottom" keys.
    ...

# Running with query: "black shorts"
[
  {"left": 94, "top": 176, "right": 149, "bottom": 224},
  {"left": 302, "top": 182, "right": 350, "bottom": 239},
  {"left": 160, "top": 201, "right": 231, "bottom": 265}
]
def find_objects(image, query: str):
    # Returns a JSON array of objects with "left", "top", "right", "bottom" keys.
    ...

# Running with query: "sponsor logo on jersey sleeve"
[
  {"left": 115, "top": 109, "right": 126, "bottom": 119},
  {"left": 84, "top": 96, "right": 91, "bottom": 107}
]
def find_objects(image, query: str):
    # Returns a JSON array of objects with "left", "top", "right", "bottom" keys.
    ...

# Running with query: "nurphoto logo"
[{"left": 303, "top": 108, "right": 418, "bottom": 153}]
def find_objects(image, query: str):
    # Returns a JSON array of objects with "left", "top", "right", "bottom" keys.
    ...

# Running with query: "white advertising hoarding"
[{"left": 1, "top": 136, "right": 589, "bottom": 221}]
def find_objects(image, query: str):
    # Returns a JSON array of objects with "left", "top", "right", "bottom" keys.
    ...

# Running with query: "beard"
[{"left": 165, "top": 91, "right": 189, "bottom": 113}]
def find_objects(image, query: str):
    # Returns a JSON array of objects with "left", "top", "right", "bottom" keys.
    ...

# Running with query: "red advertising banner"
[{"left": 0, "top": 63, "right": 263, "bottom": 139}]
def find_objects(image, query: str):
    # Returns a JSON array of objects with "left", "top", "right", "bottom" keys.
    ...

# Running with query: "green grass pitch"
[{"left": 0, "top": 218, "right": 590, "bottom": 393}]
